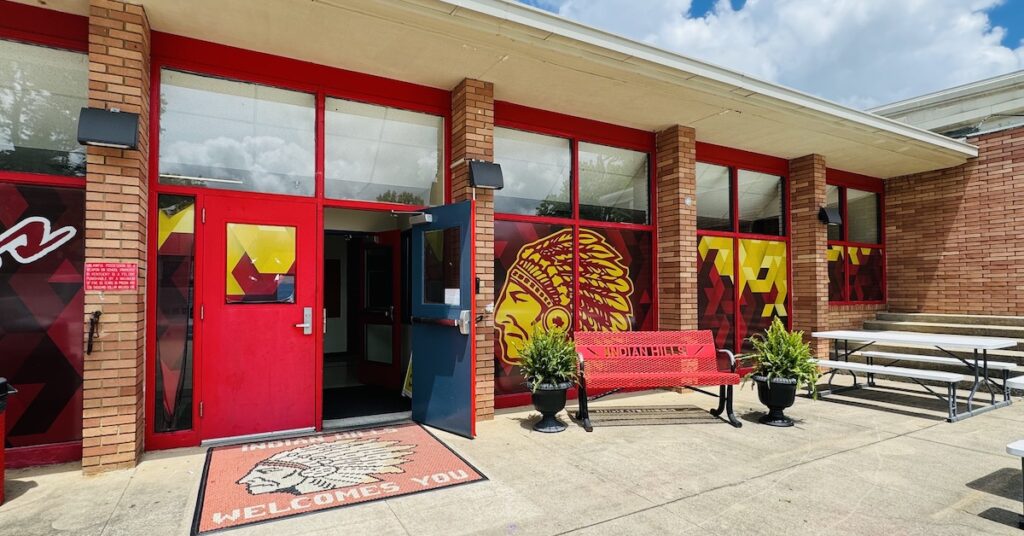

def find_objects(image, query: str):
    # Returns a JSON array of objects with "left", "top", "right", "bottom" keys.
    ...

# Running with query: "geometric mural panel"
[
  {"left": 827, "top": 244, "right": 845, "bottom": 301},
  {"left": 698, "top": 235, "right": 736, "bottom": 351},
  {"left": 738, "top": 238, "right": 788, "bottom": 352},
  {"left": 225, "top": 223, "right": 296, "bottom": 304},
  {"left": 848, "top": 246, "right": 884, "bottom": 302}
]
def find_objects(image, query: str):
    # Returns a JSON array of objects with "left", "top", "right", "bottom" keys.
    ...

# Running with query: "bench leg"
[
  {"left": 724, "top": 385, "right": 742, "bottom": 428},
  {"left": 576, "top": 374, "right": 593, "bottom": 432},
  {"left": 709, "top": 385, "right": 727, "bottom": 417}
]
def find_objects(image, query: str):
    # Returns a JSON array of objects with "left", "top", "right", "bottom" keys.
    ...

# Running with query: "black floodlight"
[
  {"left": 468, "top": 160, "right": 504, "bottom": 190},
  {"left": 77, "top": 107, "right": 139, "bottom": 150},
  {"left": 818, "top": 206, "right": 842, "bottom": 225}
]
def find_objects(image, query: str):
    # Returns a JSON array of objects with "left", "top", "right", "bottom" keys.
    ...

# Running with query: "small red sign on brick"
[{"left": 84, "top": 262, "right": 137, "bottom": 291}]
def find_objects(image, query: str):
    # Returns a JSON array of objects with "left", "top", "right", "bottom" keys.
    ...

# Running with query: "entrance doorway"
[{"left": 323, "top": 208, "right": 411, "bottom": 427}]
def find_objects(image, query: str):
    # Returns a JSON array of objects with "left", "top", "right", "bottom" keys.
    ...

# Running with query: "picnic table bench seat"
[{"left": 574, "top": 330, "right": 743, "bottom": 432}]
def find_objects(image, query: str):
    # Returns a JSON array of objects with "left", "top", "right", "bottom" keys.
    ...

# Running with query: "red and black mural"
[
  {"left": 493, "top": 221, "right": 652, "bottom": 397},
  {"left": 848, "top": 246, "right": 884, "bottom": 302},
  {"left": 827, "top": 245, "right": 845, "bottom": 302},
  {"left": 0, "top": 183, "right": 84, "bottom": 449},
  {"left": 697, "top": 236, "right": 736, "bottom": 351},
  {"left": 155, "top": 195, "right": 196, "bottom": 433}
]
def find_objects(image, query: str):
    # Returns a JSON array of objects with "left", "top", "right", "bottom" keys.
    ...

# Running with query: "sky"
[{"left": 516, "top": 0, "right": 1024, "bottom": 109}]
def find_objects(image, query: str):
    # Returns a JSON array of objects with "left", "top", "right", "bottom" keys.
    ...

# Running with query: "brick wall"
[
  {"left": 81, "top": 0, "right": 150, "bottom": 474},
  {"left": 655, "top": 126, "right": 698, "bottom": 330},
  {"left": 828, "top": 304, "right": 885, "bottom": 331},
  {"left": 789, "top": 154, "right": 830, "bottom": 356},
  {"left": 886, "top": 126, "right": 1024, "bottom": 314},
  {"left": 450, "top": 79, "right": 496, "bottom": 421}
]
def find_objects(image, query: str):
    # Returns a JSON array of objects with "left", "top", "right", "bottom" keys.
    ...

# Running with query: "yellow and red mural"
[
  {"left": 828, "top": 245, "right": 883, "bottom": 302},
  {"left": 156, "top": 195, "right": 196, "bottom": 432},
  {"left": 493, "top": 222, "right": 652, "bottom": 396},
  {"left": 225, "top": 223, "right": 297, "bottom": 304},
  {"left": 698, "top": 236, "right": 788, "bottom": 351}
]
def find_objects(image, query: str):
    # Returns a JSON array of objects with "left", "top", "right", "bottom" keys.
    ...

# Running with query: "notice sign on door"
[{"left": 85, "top": 262, "right": 138, "bottom": 291}]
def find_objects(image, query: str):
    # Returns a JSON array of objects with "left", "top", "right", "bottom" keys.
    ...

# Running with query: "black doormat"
[{"left": 569, "top": 405, "right": 720, "bottom": 427}]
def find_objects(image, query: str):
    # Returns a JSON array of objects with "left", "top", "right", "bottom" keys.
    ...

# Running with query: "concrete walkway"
[{"left": 3, "top": 380, "right": 1024, "bottom": 535}]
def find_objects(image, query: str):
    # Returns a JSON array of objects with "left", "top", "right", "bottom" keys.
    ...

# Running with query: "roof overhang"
[{"left": 22, "top": 0, "right": 978, "bottom": 177}]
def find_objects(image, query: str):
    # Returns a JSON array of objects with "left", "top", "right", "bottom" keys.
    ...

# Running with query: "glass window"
[
  {"left": 0, "top": 40, "right": 87, "bottom": 177},
  {"left": 737, "top": 170, "right": 784, "bottom": 235},
  {"left": 493, "top": 127, "right": 571, "bottom": 217},
  {"left": 697, "top": 162, "right": 731, "bottom": 231},
  {"left": 325, "top": 98, "right": 443, "bottom": 205},
  {"left": 159, "top": 70, "right": 315, "bottom": 196},
  {"left": 578, "top": 142, "right": 649, "bottom": 224},
  {"left": 155, "top": 195, "right": 195, "bottom": 432},
  {"left": 423, "top": 227, "right": 460, "bottom": 305},
  {"left": 826, "top": 185, "right": 841, "bottom": 241},
  {"left": 225, "top": 223, "right": 296, "bottom": 304},
  {"left": 847, "top": 188, "right": 880, "bottom": 244}
]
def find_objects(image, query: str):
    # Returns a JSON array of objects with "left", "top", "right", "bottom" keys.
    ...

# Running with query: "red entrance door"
[{"left": 200, "top": 194, "right": 317, "bottom": 440}]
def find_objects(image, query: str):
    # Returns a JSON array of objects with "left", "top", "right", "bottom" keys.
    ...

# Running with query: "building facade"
[{"left": 0, "top": 0, "right": 978, "bottom": 473}]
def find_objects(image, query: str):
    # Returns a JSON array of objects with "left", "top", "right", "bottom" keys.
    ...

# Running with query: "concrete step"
[
  {"left": 876, "top": 312, "right": 1024, "bottom": 327},
  {"left": 861, "top": 320, "right": 1024, "bottom": 342}
]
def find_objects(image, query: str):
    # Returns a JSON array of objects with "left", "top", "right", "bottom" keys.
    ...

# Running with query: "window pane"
[
  {"left": 325, "top": 98, "right": 443, "bottom": 205},
  {"left": 578, "top": 142, "right": 649, "bottom": 224},
  {"left": 493, "top": 127, "right": 571, "bottom": 217},
  {"left": 697, "top": 162, "right": 731, "bottom": 231},
  {"left": 737, "top": 170, "right": 784, "bottom": 235},
  {"left": 848, "top": 246, "right": 884, "bottom": 301},
  {"left": 424, "top": 227, "right": 460, "bottom": 305},
  {"left": 827, "top": 244, "right": 845, "bottom": 302},
  {"left": 159, "top": 70, "right": 315, "bottom": 196},
  {"left": 0, "top": 40, "right": 87, "bottom": 176},
  {"left": 155, "top": 195, "right": 195, "bottom": 432},
  {"left": 225, "top": 223, "right": 296, "bottom": 303},
  {"left": 826, "top": 184, "right": 841, "bottom": 241},
  {"left": 847, "top": 189, "right": 880, "bottom": 244}
]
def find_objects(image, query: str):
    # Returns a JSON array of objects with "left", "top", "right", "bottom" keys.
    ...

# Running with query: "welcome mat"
[
  {"left": 571, "top": 405, "right": 720, "bottom": 427},
  {"left": 192, "top": 423, "right": 486, "bottom": 534}
]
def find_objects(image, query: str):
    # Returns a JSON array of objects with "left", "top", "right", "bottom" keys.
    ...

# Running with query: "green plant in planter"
[
  {"left": 746, "top": 317, "right": 821, "bottom": 395},
  {"left": 516, "top": 327, "right": 578, "bottom": 393}
]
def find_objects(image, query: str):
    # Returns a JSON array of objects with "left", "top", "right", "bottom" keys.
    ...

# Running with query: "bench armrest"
[{"left": 718, "top": 349, "right": 736, "bottom": 372}]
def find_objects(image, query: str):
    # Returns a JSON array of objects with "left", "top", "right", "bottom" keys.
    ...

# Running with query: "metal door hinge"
[{"left": 201, "top": 207, "right": 206, "bottom": 224}]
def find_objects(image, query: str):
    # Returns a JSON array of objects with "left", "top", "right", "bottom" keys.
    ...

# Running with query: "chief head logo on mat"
[{"left": 238, "top": 438, "right": 415, "bottom": 495}]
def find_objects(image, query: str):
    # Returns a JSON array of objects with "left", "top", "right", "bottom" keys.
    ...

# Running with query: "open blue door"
[{"left": 410, "top": 201, "right": 475, "bottom": 438}]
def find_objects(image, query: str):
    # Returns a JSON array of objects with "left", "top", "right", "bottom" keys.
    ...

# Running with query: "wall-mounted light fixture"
[
  {"left": 468, "top": 160, "right": 504, "bottom": 190},
  {"left": 818, "top": 206, "right": 842, "bottom": 225},
  {"left": 77, "top": 107, "right": 139, "bottom": 150}
]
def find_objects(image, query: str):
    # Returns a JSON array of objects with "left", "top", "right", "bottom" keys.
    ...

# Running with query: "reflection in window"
[
  {"left": 493, "top": 127, "right": 572, "bottom": 217},
  {"left": 826, "top": 184, "right": 841, "bottom": 241},
  {"left": 155, "top": 195, "right": 195, "bottom": 432},
  {"left": 424, "top": 227, "right": 460, "bottom": 305},
  {"left": 578, "top": 142, "right": 649, "bottom": 224},
  {"left": 697, "top": 162, "right": 731, "bottom": 231},
  {"left": 225, "top": 223, "right": 297, "bottom": 304},
  {"left": 325, "top": 98, "right": 443, "bottom": 205},
  {"left": 0, "top": 40, "right": 87, "bottom": 177},
  {"left": 159, "top": 70, "right": 315, "bottom": 196},
  {"left": 847, "top": 189, "right": 880, "bottom": 244},
  {"left": 737, "top": 170, "right": 784, "bottom": 235}
]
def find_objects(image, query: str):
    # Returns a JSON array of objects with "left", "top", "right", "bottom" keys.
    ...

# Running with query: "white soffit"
[{"left": 18, "top": 0, "right": 978, "bottom": 177}]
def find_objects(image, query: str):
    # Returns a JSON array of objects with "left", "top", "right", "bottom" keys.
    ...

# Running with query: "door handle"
[{"left": 295, "top": 307, "right": 313, "bottom": 335}]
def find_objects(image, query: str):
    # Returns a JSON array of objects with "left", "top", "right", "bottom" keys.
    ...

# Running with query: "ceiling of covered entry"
[{"left": 24, "top": 0, "right": 977, "bottom": 178}]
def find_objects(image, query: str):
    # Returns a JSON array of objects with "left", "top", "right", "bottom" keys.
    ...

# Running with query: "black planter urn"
[
  {"left": 530, "top": 382, "right": 572, "bottom": 433},
  {"left": 753, "top": 375, "right": 798, "bottom": 427}
]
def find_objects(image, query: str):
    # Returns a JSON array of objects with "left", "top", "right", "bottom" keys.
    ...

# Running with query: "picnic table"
[{"left": 811, "top": 330, "right": 1018, "bottom": 422}]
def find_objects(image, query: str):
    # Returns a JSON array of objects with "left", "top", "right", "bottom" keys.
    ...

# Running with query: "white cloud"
[{"left": 547, "top": 0, "right": 1024, "bottom": 108}]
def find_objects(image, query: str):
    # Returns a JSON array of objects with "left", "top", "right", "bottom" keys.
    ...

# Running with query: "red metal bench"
[{"left": 574, "top": 330, "right": 744, "bottom": 431}]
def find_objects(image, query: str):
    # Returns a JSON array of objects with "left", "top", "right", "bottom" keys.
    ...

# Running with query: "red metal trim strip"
[
  {"left": 696, "top": 142, "right": 788, "bottom": 175},
  {"left": 0, "top": 0, "right": 88, "bottom": 52},
  {"left": 5, "top": 441, "right": 82, "bottom": 469},
  {"left": 0, "top": 172, "right": 85, "bottom": 189},
  {"left": 826, "top": 168, "right": 884, "bottom": 192},
  {"left": 495, "top": 101, "right": 654, "bottom": 151}
]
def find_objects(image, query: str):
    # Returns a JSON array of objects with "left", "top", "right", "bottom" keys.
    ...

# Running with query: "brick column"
[
  {"left": 82, "top": 0, "right": 150, "bottom": 473},
  {"left": 450, "top": 79, "right": 496, "bottom": 421},
  {"left": 789, "top": 154, "right": 829, "bottom": 357},
  {"left": 654, "top": 126, "right": 698, "bottom": 330}
]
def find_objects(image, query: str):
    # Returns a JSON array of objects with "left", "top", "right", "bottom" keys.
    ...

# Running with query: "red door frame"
[
  {"left": 145, "top": 33, "right": 453, "bottom": 450},
  {"left": 825, "top": 168, "right": 886, "bottom": 305}
]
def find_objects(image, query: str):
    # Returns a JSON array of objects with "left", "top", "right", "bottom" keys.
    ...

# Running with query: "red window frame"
[
  {"left": 826, "top": 169, "right": 886, "bottom": 305},
  {"left": 0, "top": 1, "right": 89, "bottom": 467},
  {"left": 695, "top": 142, "right": 793, "bottom": 351},
  {"left": 145, "top": 33, "right": 455, "bottom": 449},
  {"left": 492, "top": 101, "right": 657, "bottom": 409}
]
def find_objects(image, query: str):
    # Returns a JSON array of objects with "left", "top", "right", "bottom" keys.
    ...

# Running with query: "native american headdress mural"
[{"left": 238, "top": 438, "right": 415, "bottom": 496}]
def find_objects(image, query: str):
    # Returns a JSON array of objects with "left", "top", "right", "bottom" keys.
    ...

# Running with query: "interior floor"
[{"left": 323, "top": 385, "right": 410, "bottom": 420}]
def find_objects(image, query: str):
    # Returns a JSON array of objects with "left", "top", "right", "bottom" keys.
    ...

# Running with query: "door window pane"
[
  {"left": 423, "top": 227, "right": 460, "bottom": 305},
  {"left": 826, "top": 185, "right": 841, "bottom": 241},
  {"left": 847, "top": 188, "right": 880, "bottom": 244},
  {"left": 697, "top": 162, "right": 732, "bottom": 231},
  {"left": 159, "top": 70, "right": 315, "bottom": 196},
  {"left": 737, "top": 170, "right": 784, "bottom": 235},
  {"left": 325, "top": 98, "right": 443, "bottom": 205},
  {"left": 225, "top": 223, "right": 296, "bottom": 303},
  {"left": 364, "top": 247, "right": 393, "bottom": 309},
  {"left": 0, "top": 40, "right": 87, "bottom": 176},
  {"left": 578, "top": 142, "right": 649, "bottom": 224},
  {"left": 493, "top": 127, "right": 571, "bottom": 217},
  {"left": 155, "top": 195, "right": 195, "bottom": 432}
]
